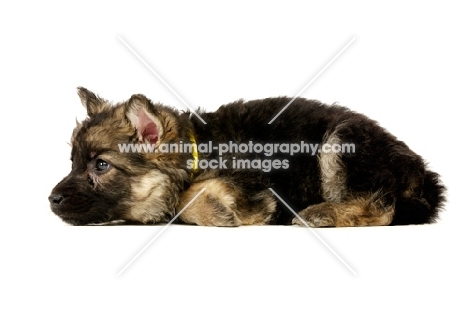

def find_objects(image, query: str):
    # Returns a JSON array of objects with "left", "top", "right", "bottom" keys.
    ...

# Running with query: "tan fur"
[
  {"left": 292, "top": 194, "right": 395, "bottom": 227},
  {"left": 319, "top": 130, "right": 347, "bottom": 202},
  {"left": 124, "top": 171, "right": 175, "bottom": 224}
]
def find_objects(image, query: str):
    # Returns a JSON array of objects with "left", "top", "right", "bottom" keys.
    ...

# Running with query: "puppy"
[{"left": 49, "top": 87, "right": 445, "bottom": 226}]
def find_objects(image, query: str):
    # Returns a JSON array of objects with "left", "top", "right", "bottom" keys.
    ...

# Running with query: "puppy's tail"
[{"left": 391, "top": 170, "right": 446, "bottom": 225}]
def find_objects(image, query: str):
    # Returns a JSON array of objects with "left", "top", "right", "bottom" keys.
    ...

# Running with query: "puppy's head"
[{"left": 49, "top": 87, "right": 193, "bottom": 225}]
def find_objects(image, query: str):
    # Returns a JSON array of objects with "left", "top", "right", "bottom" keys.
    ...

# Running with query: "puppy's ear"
[
  {"left": 125, "top": 94, "right": 163, "bottom": 145},
  {"left": 77, "top": 87, "right": 107, "bottom": 116}
]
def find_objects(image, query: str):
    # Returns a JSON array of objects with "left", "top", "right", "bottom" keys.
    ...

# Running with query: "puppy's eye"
[{"left": 95, "top": 159, "right": 110, "bottom": 172}]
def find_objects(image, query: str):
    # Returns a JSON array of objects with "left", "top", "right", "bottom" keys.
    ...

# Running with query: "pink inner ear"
[
  {"left": 136, "top": 111, "right": 159, "bottom": 144},
  {"left": 142, "top": 122, "right": 158, "bottom": 144}
]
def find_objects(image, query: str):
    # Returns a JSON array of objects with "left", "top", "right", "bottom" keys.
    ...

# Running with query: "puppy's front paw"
[
  {"left": 194, "top": 195, "right": 242, "bottom": 227},
  {"left": 292, "top": 203, "right": 337, "bottom": 227},
  {"left": 178, "top": 180, "right": 242, "bottom": 227}
]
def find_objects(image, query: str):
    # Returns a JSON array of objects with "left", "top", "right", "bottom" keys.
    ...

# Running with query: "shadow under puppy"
[{"left": 49, "top": 87, "right": 445, "bottom": 227}]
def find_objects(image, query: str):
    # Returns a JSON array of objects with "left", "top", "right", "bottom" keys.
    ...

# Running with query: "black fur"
[{"left": 190, "top": 97, "right": 445, "bottom": 225}]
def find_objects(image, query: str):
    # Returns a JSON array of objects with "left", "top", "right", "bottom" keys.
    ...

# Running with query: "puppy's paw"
[
  {"left": 292, "top": 203, "right": 337, "bottom": 227},
  {"left": 195, "top": 195, "right": 242, "bottom": 227},
  {"left": 178, "top": 179, "right": 242, "bottom": 227}
]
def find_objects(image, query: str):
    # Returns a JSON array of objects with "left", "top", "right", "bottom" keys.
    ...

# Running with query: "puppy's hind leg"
[
  {"left": 293, "top": 125, "right": 394, "bottom": 227},
  {"left": 292, "top": 194, "right": 395, "bottom": 227}
]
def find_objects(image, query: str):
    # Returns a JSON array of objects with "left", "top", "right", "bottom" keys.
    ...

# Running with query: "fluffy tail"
[{"left": 391, "top": 170, "right": 446, "bottom": 225}]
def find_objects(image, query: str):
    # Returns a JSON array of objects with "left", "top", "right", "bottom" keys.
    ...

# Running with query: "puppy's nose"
[{"left": 49, "top": 194, "right": 64, "bottom": 208}]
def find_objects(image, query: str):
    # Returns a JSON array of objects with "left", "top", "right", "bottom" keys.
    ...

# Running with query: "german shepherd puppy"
[{"left": 49, "top": 87, "right": 445, "bottom": 226}]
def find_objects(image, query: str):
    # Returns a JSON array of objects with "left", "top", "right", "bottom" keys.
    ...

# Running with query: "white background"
[{"left": 1, "top": 1, "right": 466, "bottom": 310}]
